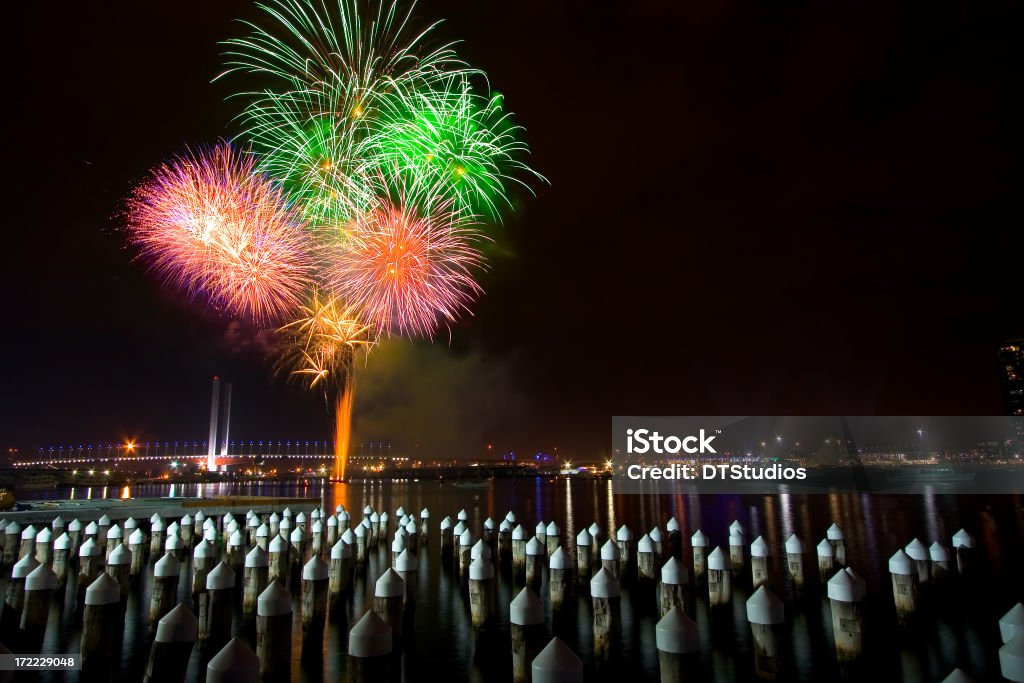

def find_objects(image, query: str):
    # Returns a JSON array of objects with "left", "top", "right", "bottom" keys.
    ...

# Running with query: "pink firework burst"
[
  {"left": 126, "top": 143, "right": 313, "bottom": 322},
  {"left": 329, "top": 201, "right": 485, "bottom": 338}
]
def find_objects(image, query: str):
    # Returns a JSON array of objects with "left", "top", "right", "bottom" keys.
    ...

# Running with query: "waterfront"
[{"left": 2, "top": 478, "right": 1022, "bottom": 681}]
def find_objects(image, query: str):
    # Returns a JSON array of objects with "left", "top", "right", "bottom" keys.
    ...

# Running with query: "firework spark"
[
  {"left": 126, "top": 143, "right": 312, "bottom": 322},
  {"left": 328, "top": 197, "right": 485, "bottom": 338},
  {"left": 275, "top": 289, "right": 374, "bottom": 389},
  {"left": 219, "top": 0, "right": 475, "bottom": 226},
  {"left": 362, "top": 75, "right": 544, "bottom": 219}
]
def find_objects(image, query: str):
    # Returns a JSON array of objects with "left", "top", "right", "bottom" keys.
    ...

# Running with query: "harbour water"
[{"left": 4, "top": 478, "right": 1023, "bottom": 681}]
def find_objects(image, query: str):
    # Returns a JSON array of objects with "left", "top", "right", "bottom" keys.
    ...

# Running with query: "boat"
[{"left": 18, "top": 474, "right": 58, "bottom": 490}]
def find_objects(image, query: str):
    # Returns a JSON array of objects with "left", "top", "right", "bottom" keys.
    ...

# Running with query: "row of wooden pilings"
[{"left": 1, "top": 508, "right": 1022, "bottom": 681}]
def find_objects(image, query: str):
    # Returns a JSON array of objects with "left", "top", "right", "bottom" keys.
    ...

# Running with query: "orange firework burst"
[
  {"left": 126, "top": 142, "right": 313, "bottom": 322},
  {"left": 328, "top": 199, "right": 485, "bottom": 338}
]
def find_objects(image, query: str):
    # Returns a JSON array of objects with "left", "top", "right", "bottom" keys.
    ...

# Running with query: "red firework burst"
[
  {"left": 328, "top": 201, "right": 484, "bottom": 338},
  {"left": 126, "top": 143, "right": 313, "bottom": 322}
]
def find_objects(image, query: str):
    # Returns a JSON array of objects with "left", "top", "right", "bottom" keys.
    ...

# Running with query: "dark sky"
[{"left": 1, "top": 1, "right": 1022, "bottom": 459}]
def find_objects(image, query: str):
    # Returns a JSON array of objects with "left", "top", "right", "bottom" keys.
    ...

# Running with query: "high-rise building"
[{"left": 1000, "top": 338, "right": 1024, "bottom": 416}]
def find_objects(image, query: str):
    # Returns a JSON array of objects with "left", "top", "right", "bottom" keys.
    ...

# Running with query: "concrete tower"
[
  {"left": 220, "top": 383, "right": 232, "bottom": 457},
  {"left": 207, "top": 376, "right": 220, "bottom": 470}
]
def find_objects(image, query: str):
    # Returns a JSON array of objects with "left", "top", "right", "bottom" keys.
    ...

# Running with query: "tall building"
[{"left": 1000, "top": 338, "right": 1024, "bottom": 416}]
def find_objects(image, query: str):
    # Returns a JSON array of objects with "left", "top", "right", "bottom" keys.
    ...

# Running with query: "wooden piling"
[
  {"left": 149, "top": 518, "right": 165, "bottom": 558},
  {"left": 129, "top": 528, "right": 147, "bottom": 576},
  {"left": 600, "top": 539, "right": 620, "bottom": 579},
  {"left": 638, "top": 534, "right": 656, "bottom": 582},
  {"left": 827, "top": 523, "right": 846, "bottom": 567},
  {"left": 658, "top": 556, "right": 690, "bottom": 618},
  {"left": 19, "top": 524, "right": 36, "bottom": 561},
  {"left": 81, "top": 572, "right": 123, "bottom": 679},
  {"left": 395, "top": 549, "right": 417, "bottom": 609},
  {"left": 889, "top": 549, "right": 918, "bottom": 625},
  {"left": 905, "top": 538, "right": 931, "bottom": 586},
  {"left": 525, "top": 537, "right": 544, "bottom": 591},
  {"left": 751, "top": 536, "right": 771, "bottom": 590},
  {"left": 728, "top": 528, "right": 745, "bottom": 577},
  {"left": 143, "top": 603, "right": 197, "bottom": 683},
  {"left": 952, "top": 528, "right": 974, "bottom": 576},
  {"left": 200, "top": 561, "right": 235, "bottom": 656},
  {"left": 816, "top": 538, "right": 835, "bottom": 582},
  {"left": 512, "top": 524, "right": 527, "bottom": 580},
  {"left": 206, "top": 637, "right": 259, "bottom": 683},
  {"left": 469, "top": 556, "right": 496, "bottom": 630},
  {"left": 374, "top": 568, "right": 406, "bottom": 648},
  {"left": 256, "top": 580, "right": 292, "bottom": 681},
  {"left": 1, "top": 554, "right": 37, "bottom": 646},
  {"left": 267, "top": 535, "right": 288, "bottom": 589},
  {"left": 656, "top": 605, "right": 700, "bottom": 682},
  {"left": 691, "top": 530, "right": 708, "bottom": 582},
  {"left": 546, "top": 521, "right": 560, "bottom": 558},
  {"left": 510, "top": 587, "right": 545, "bottom": 683},
  {"left": 34, "top": 526, "right": 52, "bottom": 567},
  {"left": 329, "top": 537, "right": 354, "bottom": 612},
  {"left": 419, "top": 508, "right": 430, "bottom": 546},
  {"left": 77, "top": 537, "right": 102, "bottom": 602},
  {"left": 746, "top": 586, "right": 785, "bottom": 679},
  {"left": 616, "top": 525, "right": 634, "bottom": 579},
  {"left": 106, "top": 542, "right": 131, "bottom": 604},
  {"left": 301, "top": 556, "right": 329, "bottom": 642},
  {"left": 576, "top": 528, "right": 592, "bottom": 580},
  {"left": 549, "top": 546, "right": 572, "bottom": 611},
  {"left": 459, "top": 529, "right": 475, "bottom": 578},
  {"left": 707, "top": 546, "right": 731, "bottom": 608},
  {"left": 590, "top": 567, "right": 622, "bottom": 659},
  {"left": 193, "top": 540, "right": 217, "bottom": 606},
  {"left": 827, "top": 567, "right": 865, "bottom": 663},
  {"left": 20, "top": 563, "right": 56, "bottom": 653},
  {"left": 243, "top": 545, "right": 269, "bottom": 622},
  {"left": 149, "top": 552, "right": 181, "bottom": 630},
  {"left": 348, "top": 610, "right": 392, "bottom": 682},
  {"left": 53, "top": 532, "right": 71, "bottom": 589},
  {"left": 784, "top": 534, "right": 805, "bottom": 589}
]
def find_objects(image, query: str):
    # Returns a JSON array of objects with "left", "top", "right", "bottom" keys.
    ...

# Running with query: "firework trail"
[
  {"left": 126, "top": 143, "right": 312, "bottom": 322},
  {"left": 328, "top": 193, "right": 485, "bottom": 338}
]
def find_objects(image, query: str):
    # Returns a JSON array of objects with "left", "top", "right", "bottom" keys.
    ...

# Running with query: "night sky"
[{"left": 2, "top": 1, "right": 1022, "bottom": 459}]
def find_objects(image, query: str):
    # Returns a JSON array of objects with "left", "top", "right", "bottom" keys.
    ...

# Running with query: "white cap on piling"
[
  {"left": 750, "top": 536, "right": 770, "bottom": 557},
  {"left": 207, "top": 637, "right": 259, "bottom": 680},
  {"left": 460, "top": 529, "right": 474, "bottom": 547},
  {"left": 342, "top": 529, "right": 356, "bottom": 544},
  {"left": 296, "top": 512, "right": 307, "bottom": 524},
  {"left": 707, "top": 546, "right": 727, "bottom": 571},
  {"left": 369, "top": 512, "right": 379, "bottom": 523},
  {"left": 394, "top": 506, "right": 406, "bottom": 518},
  {"left": 269, "top": 535, "right": 287, "bottom": 553},
  {"left": 728, "top": 529, "right": 744, "bottom": 546},
  {"left": 453, "top": 521, "right": 467, "bottom": 537},
  {"left": 826, "top": 523, "right": 844, "bottom": 541},
  {"left": 440, "top": 516, "right": 452, "bottom": 531},
  {"left": 194, "top": 540, "right": 216, "bottom": 559},
  {"left": 269, "top": 512, "right": 280, "bottom": 523},
  {"left": 784, "top": 534, "right": 804, "bottom": 554},
  {"left": 312, "top": 520, "right": 323, "bottom": 534},
  {"left": 12, "top": 554, "right": 39, "bottom": 579},
  {"left": 484, "top": 517, "right": 495, "bottom": 530},
  {"left": 166, "top": 522, "right": 179, "bottom": 536},
  {"left": 207, "top": 561, "right": 236, "bottom": 590},
  {"left": 576, "top": 528, "right": 592, "bottom": 547},
  {"left": 54, "top": 532, "right": 71, "bottom": 550},
  {"left": 181, "top": 514, "right": 193, "bottom": 526},
  {"left": 746, "top": 586, "right": 784, "bottom": 625},
  {"left": 108, "top": 543, "right": 130, "bottom": 566},
  {"left": 929, "top": 542, "right": 950, "bottom": 563},
  {"left": 940, "top": 669, "right": 976, "bottom": 683},
  {"left": 649, "top": 527, "right": 663, "bottom": 543},
  {"left": 130, "top": 528, "right": 146, "bottom": 545},
  {"left": 290, "top": 527, "right": 304, "bottom": 544},
  {"left": 227, "top": 520, "right": 239, "bottom": 535},
  {"left": 588, "top": 523, "right": 601, "bottom": 538},
  {"left": 52, "top": 515, "right": 65, "bottom": 528},
  {"left": 256, "top": 523, "right": 269, "bottom": 538},
  {"left": 600, "top": 539, "right": 619, "bottom": 561},
  {"left": 336, "top": 504, "right": 346, "bottom": 514},
  {"left": 155, "top": 551, "right": 181, "bottom": 577},
  {"left": 1000, "top": 603, "right": 1024, "bottom": 644},
  {"left": 661, "top": 557, "right": 689, "bottom": 585},
  {"left": 405, "top": 520, "right": 416, "bottom": 535},
  {"left": 546, "top": 521, "right": 560, "bottom": 537},
  {"left": 281, "top": 508, "right": 292, "bottom": 518},
  {"left": 69, "top": 519, "right": 82, "bottom": 532},
  {"left": 666, "top": 517, "right": 680, "bottom": 532},
  {"left": 245, "top": 545, "right": 269, "bottom": 568},
  {"left": 224, "top": 512, "right": 236, "bottom": 523},
  {"left": 152, "top": 518, "right": 165, "bottom": 532},
  {"left": 827, "top": 569, "right": 868, "bottom": 602},
  {"left": 550, "top": 546, "right": 568, "bottom": 570},
  {"left": 257, "top": 580, "right": 292, "bottom": 617},
  {"left": 590, "top": 567, "right": 620, "bottom": 598},
  {"left": 905, "top": 538, "right": 928, "bottom": 561},
  {"left": 22, "top": 524, "right": 37, "bottom": 539},
  {"left": 526, "top": 537, "right": 544, "bottom": 556},
  {"left": 952, "top": 529, "right": 975, "bottom": 549},
  {"left": 512, "top": 525, "right": 526, "bottom": 540},
  {"left": 999, "top": 633, "right": 1024, "bottom": 682},
  {"left": 123, "top": 517, "right": 137, "bottom": 530},
  {"left": 79, "top": 537, "right": 101, "bottom": 557},
  {"left": 504, "top": 511, "right": 516, "bottom": 523},
  {"left": 421, "top": 507, "right": 430, "bottom": 520},
  {"left": 348, "top": 610, "right": 392, "bottom": 658},
  {"left": 36, "top": 527, "right": 52, "bottom": 543},
  {"left": 729, "top": 520, "right": 744, "bottom": 535},
  {"left": 616, "top": 525, "right": 633, "bottom": 542},
  {"left": 195, "top": 510, "right": 207, "bottom": 521},
  {"left": 816, "top": 539, "right": 834, "bottom": 558},
  {"left": 149, "top": 513, "right": 161, "bottom": 525},
  {"left": 691, "top": 529, "right": 708, "bottom": 547},
  {"left": 889, "top": 549, "right": 914, "bottom": 575},
  {"left": 279, "top": 517, "right": 292, "bottom": 532},
  {"left": 204, "top": 528, "right": 217, "bottom": 542},
  {"left": 303, "top": 556, "right": 329, "bottom": 581},
  {"left": 395, "top": 549, "right": 416, "bottom": 572},
  {"left": 470, "top": 555, "right": 495, "bottom": 581},
  {"left": 656, "top": 605, "right": 699, "bottom": 654},
  {"left": 392, "top": 534, "right": 407, "bottom": 554},
  {"left": 471, "top": 539, "right": 486, "bottom": 560},
  {"left": 457, "top": 509, "right": 468, "bottom": 521},
  {"left": 229, "top": 530, "right": 244, "bottom": 547},
  {"left": 375, "top": 568, "right": 405, "bottom": 598},
  {"left": 532, "top": 637, "right": 583, "bottom": 683},
  {"left": 331, "top": 538, "right": 352, "bottom": 560},
  {"left": 25, "top": 563, "right": 56, "bottom": 591},
  {"left": 510, "top": 587, "right": 544, "bottom": 625},
  {"left": 99, "top": 514, "right": 112, "bottom": 526},
  {"left": 85, "top": 571, "right": 120, "bottom": 605},
  {"left": 326, "top": 515, "right": 338, "bottom": 528},
  {"left": 638, "top": 534, "right": 654, "bottom": 553},
  {"left": 6, "top": 521, "right": 21, "bottom": 535},
  {"left": 535, "top": 521, "right": 546, "bottom": 536}
]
